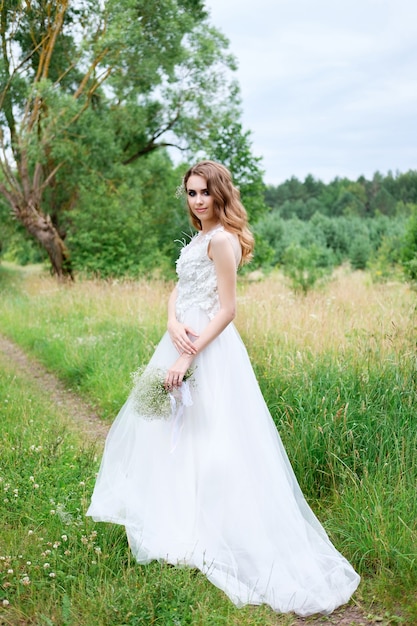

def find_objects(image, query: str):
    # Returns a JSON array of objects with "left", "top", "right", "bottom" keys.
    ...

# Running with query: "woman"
[{"left": 87, "top": 161, "right": 360, "bottom": 616}]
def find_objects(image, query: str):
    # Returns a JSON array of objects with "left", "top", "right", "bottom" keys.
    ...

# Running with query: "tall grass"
[
  {"left": 238, "top": 270, "right": 417, "bottom": 598},
  {"left": 0, "top": 263, "right": 416, "bottom": 622}
]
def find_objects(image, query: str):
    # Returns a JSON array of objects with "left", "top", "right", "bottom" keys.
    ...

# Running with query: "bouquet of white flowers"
[{"left": 131, "top": 366, "right": 194, "bottom": 421}]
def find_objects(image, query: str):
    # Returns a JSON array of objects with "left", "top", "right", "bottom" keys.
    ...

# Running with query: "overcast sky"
[{"left": 205, "top": 0, "right": 417, "bottom": 185}]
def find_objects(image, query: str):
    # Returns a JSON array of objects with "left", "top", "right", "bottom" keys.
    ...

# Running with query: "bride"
[{"left": 87, "top": 160, "right": 360, "bottom": 616}]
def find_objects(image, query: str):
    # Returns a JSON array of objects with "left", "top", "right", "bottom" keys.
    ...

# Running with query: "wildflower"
[
  {"left": 79, "top": 481, "right": 85, "bottom": 486},
  {"left": 49, "top": 572, "right": 56, "bottom": 578},
  {"left": 33, "top": 484, "right": 39, "bottom": 489},
  {"left": 43, "top": 563, "right": 50, "bottom": 569},
  {"left": 7, "top": 569, "right": 13, "bottom": 574},
  {"left": 20, "top": 576, "right": 30, "bottom": 586},
  {"left": 2, "top": 599, "right": 9, "bottom": 606},
  {"left": 29, "top": 476, "right": 35, "bottom": 482},
  {"left": 64, "top": 550, "right": 71, "bottom": 556},
  {"left": 28, "top": 530, "right": 34, "bottom": 536},
  {"left": 53, "top": 542, "right": 61, "bottom": 549},
  {"left": 94, "top": 546, "right": 102, "bottom": 554},
  {"left": 81, "top": 536, "right": 88, "bottom": 545},
  {"left": 56, "top": 504, "right": 73, "bottom": 523},
  {"left": 26, "top": 561, "right": 31, "bottom": 566},
  {"left": 61, "top": 535, "right": 68, "bottom": 542},
  {"left": 50, "top": 509, "right": 56, "bottom": 515}
]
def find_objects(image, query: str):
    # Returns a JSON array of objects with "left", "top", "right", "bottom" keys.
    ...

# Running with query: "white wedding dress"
[{"left": 87, "top": 226, "right": 360, "bottom": 616}]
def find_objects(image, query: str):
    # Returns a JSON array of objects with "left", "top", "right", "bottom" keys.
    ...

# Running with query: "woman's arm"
[
  {"left": 167, "top": 286, "right": 199, "bottom": 355},
  {"left": 165, "top": 232, "right": 237, "bottom": 388}
]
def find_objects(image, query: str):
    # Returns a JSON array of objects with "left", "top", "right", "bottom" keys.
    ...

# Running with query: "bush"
[
  {"left": 400, "top": 204, "right": 417, "bottom": 281},
  {"left": 349, "top": 234, "right": 372, "bottom": 270},
  {"left": 281, "top": 243, "right": 333, "bottom": 294}
]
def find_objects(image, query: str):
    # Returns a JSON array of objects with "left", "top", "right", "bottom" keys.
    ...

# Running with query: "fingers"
[
  {"left": 176, "top": 340, "right": 197, "bottom": 355},
  {"left": 164, "top": 371, "right": 183, "bottom": 390},
  {"left": 173, "top": 326, "right": 199, "bottom": 355},
  {"left": 164, "top": 366, "right": 183, "bottom": 389},
  {"left": 185, "top": 326, "right": 199, "bottom": 338},
  {"left": 164, "top": 352, "right": 194, "bottom": 390}
]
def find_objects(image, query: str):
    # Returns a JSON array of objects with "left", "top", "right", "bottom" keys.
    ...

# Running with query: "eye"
[
  {"left": 203, "top": 190, "right": 210, "bottom": 196},
  {"left": 187, "top": 190, "right": 196, "bottom": 196}
]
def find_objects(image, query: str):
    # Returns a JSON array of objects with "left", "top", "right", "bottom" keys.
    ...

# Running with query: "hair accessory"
[{"left": 175, "top": 177, "right": 185, "bottom": 199}]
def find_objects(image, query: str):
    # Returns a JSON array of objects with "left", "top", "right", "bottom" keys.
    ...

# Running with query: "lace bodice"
[{"left": 175, "top": 226, "right": 240, "bottom": 322}]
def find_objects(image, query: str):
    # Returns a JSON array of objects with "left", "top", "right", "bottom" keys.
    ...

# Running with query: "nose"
[{"left": 195, "top": 194, "right": 203, "bottom": 205}]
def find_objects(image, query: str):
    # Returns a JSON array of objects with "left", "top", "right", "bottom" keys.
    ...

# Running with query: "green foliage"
[
  {"left": 256, "top": 173, "right": 410, "bottom": 281},
  {"left": 281, "top": 243, "right": 333, "bottom": 294},
  {"left": 349, "top": 234, "right": 372, "bottom": 270},
  {"left": 253, "top": 212, "right": 285, "bottom": 266},
  {"left": 1, "top": 0, "right": 265, "bottom": 277},
  {"left": 0, "top": 194, "right": 44, "bottom": 264},
  {"left": 368, "top": 236, "right": 404, "bottom": 283},
  {"left": 265, "top": 170, "right": 417, "bottom": 220},
  {"left": 400, "top": 204, "right": 417, "bottom": 281},
  {"left": 65, "top": 153, "right": 188, "bottom": 279},
  {"left": 202, "top": 117, "right": 267, "bottom": 225}
]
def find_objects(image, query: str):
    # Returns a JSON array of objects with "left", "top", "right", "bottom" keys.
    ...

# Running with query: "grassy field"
[{"left": 0, "top": 263, "right": 416, "bottom": 624}]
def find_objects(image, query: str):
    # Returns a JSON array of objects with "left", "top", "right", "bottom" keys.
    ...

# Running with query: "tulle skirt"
[{"left": 87, "top": 307, "right": 360, "bottom": 616}]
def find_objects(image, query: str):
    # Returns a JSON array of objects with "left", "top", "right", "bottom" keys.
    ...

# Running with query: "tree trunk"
[{"left": 18, "top": 202, "right": 73, "bottom": 279}]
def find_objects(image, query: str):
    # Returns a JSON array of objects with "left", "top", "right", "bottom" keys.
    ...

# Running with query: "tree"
[
  {"left": 0, "top": 0, "right": 249, "bottom": 277},
  {"left": 202, "top": 117, "right": 266, "bottom": 224},
  {"left": 400, "top": 205, "right": 417, "bottom": 281}
]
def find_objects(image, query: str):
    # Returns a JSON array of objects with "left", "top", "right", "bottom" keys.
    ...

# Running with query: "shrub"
[{"left": 281, "top": 243, "right": 333, "bottom": 294}]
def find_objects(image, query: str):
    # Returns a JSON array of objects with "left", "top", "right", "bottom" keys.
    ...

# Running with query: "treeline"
[
  {"left": 251, "top": 170, "right": 417, "bottom": 291},
  {"left": 264, "top": 170, "right": 417, "bottom": 219},
  {"left": 2, "top": 167, "right": 417, "bottom": 291}
]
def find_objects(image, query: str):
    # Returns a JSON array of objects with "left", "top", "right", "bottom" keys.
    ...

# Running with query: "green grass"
[
  {"left": 0, "top": 264, "right": 416, "bottom": 623},
  {"left": 0, "top": 351, "right": 290, "bottom": 625}
]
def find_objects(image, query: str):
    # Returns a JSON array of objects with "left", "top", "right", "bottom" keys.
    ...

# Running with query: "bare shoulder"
[
  {"left": 210, "top": 230, "right": 235, "bottom": 254},
  {"left": 209, "top": 230, "right": 241, "bottom": 264},
  {"left": 211, "top": 229, "right": 232, "bottom": 245}
]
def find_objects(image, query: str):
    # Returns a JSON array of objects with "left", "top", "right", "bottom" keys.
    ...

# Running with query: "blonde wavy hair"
[{"left": 183, "top": 161, "right": 254, "bottom": 266}]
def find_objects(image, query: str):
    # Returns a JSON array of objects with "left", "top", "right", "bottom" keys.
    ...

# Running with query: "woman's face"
[{"left": 186, "top": 175, "right": 218, "bottom": 231}]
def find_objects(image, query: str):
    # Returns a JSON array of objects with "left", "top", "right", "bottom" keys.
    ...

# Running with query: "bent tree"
[{"left": 0, "top": 0, "right": 243, "bottom": 277}]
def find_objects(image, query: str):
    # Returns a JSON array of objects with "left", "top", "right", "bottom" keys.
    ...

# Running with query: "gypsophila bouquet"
[{"left": 130, "top": 366, "right": 194, "bottom": 421}]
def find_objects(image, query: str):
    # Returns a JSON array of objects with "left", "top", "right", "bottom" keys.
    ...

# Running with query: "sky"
[{"left": 205, "top": 0, "right": 417, "bottom": 185}]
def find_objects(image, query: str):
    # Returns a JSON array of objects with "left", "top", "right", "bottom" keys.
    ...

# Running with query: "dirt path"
[
  {"left": 0, "top": 334, "right": 109, "bottom": 443},
  {"left": 0, "top": 334, "right": 384, "bottom": 626}
]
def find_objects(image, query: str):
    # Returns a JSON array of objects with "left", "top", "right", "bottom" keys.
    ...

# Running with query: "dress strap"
[{"left": 204, "top": 225, "right": 224, "bottom": 241}]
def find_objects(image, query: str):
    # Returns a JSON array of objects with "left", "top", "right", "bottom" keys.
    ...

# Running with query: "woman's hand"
[
  {"left": 165, "top": 353, "right": 194, "bottom": 390},
  {"left": 168, "top": 319, "right": 199, "bottom": 356}
]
